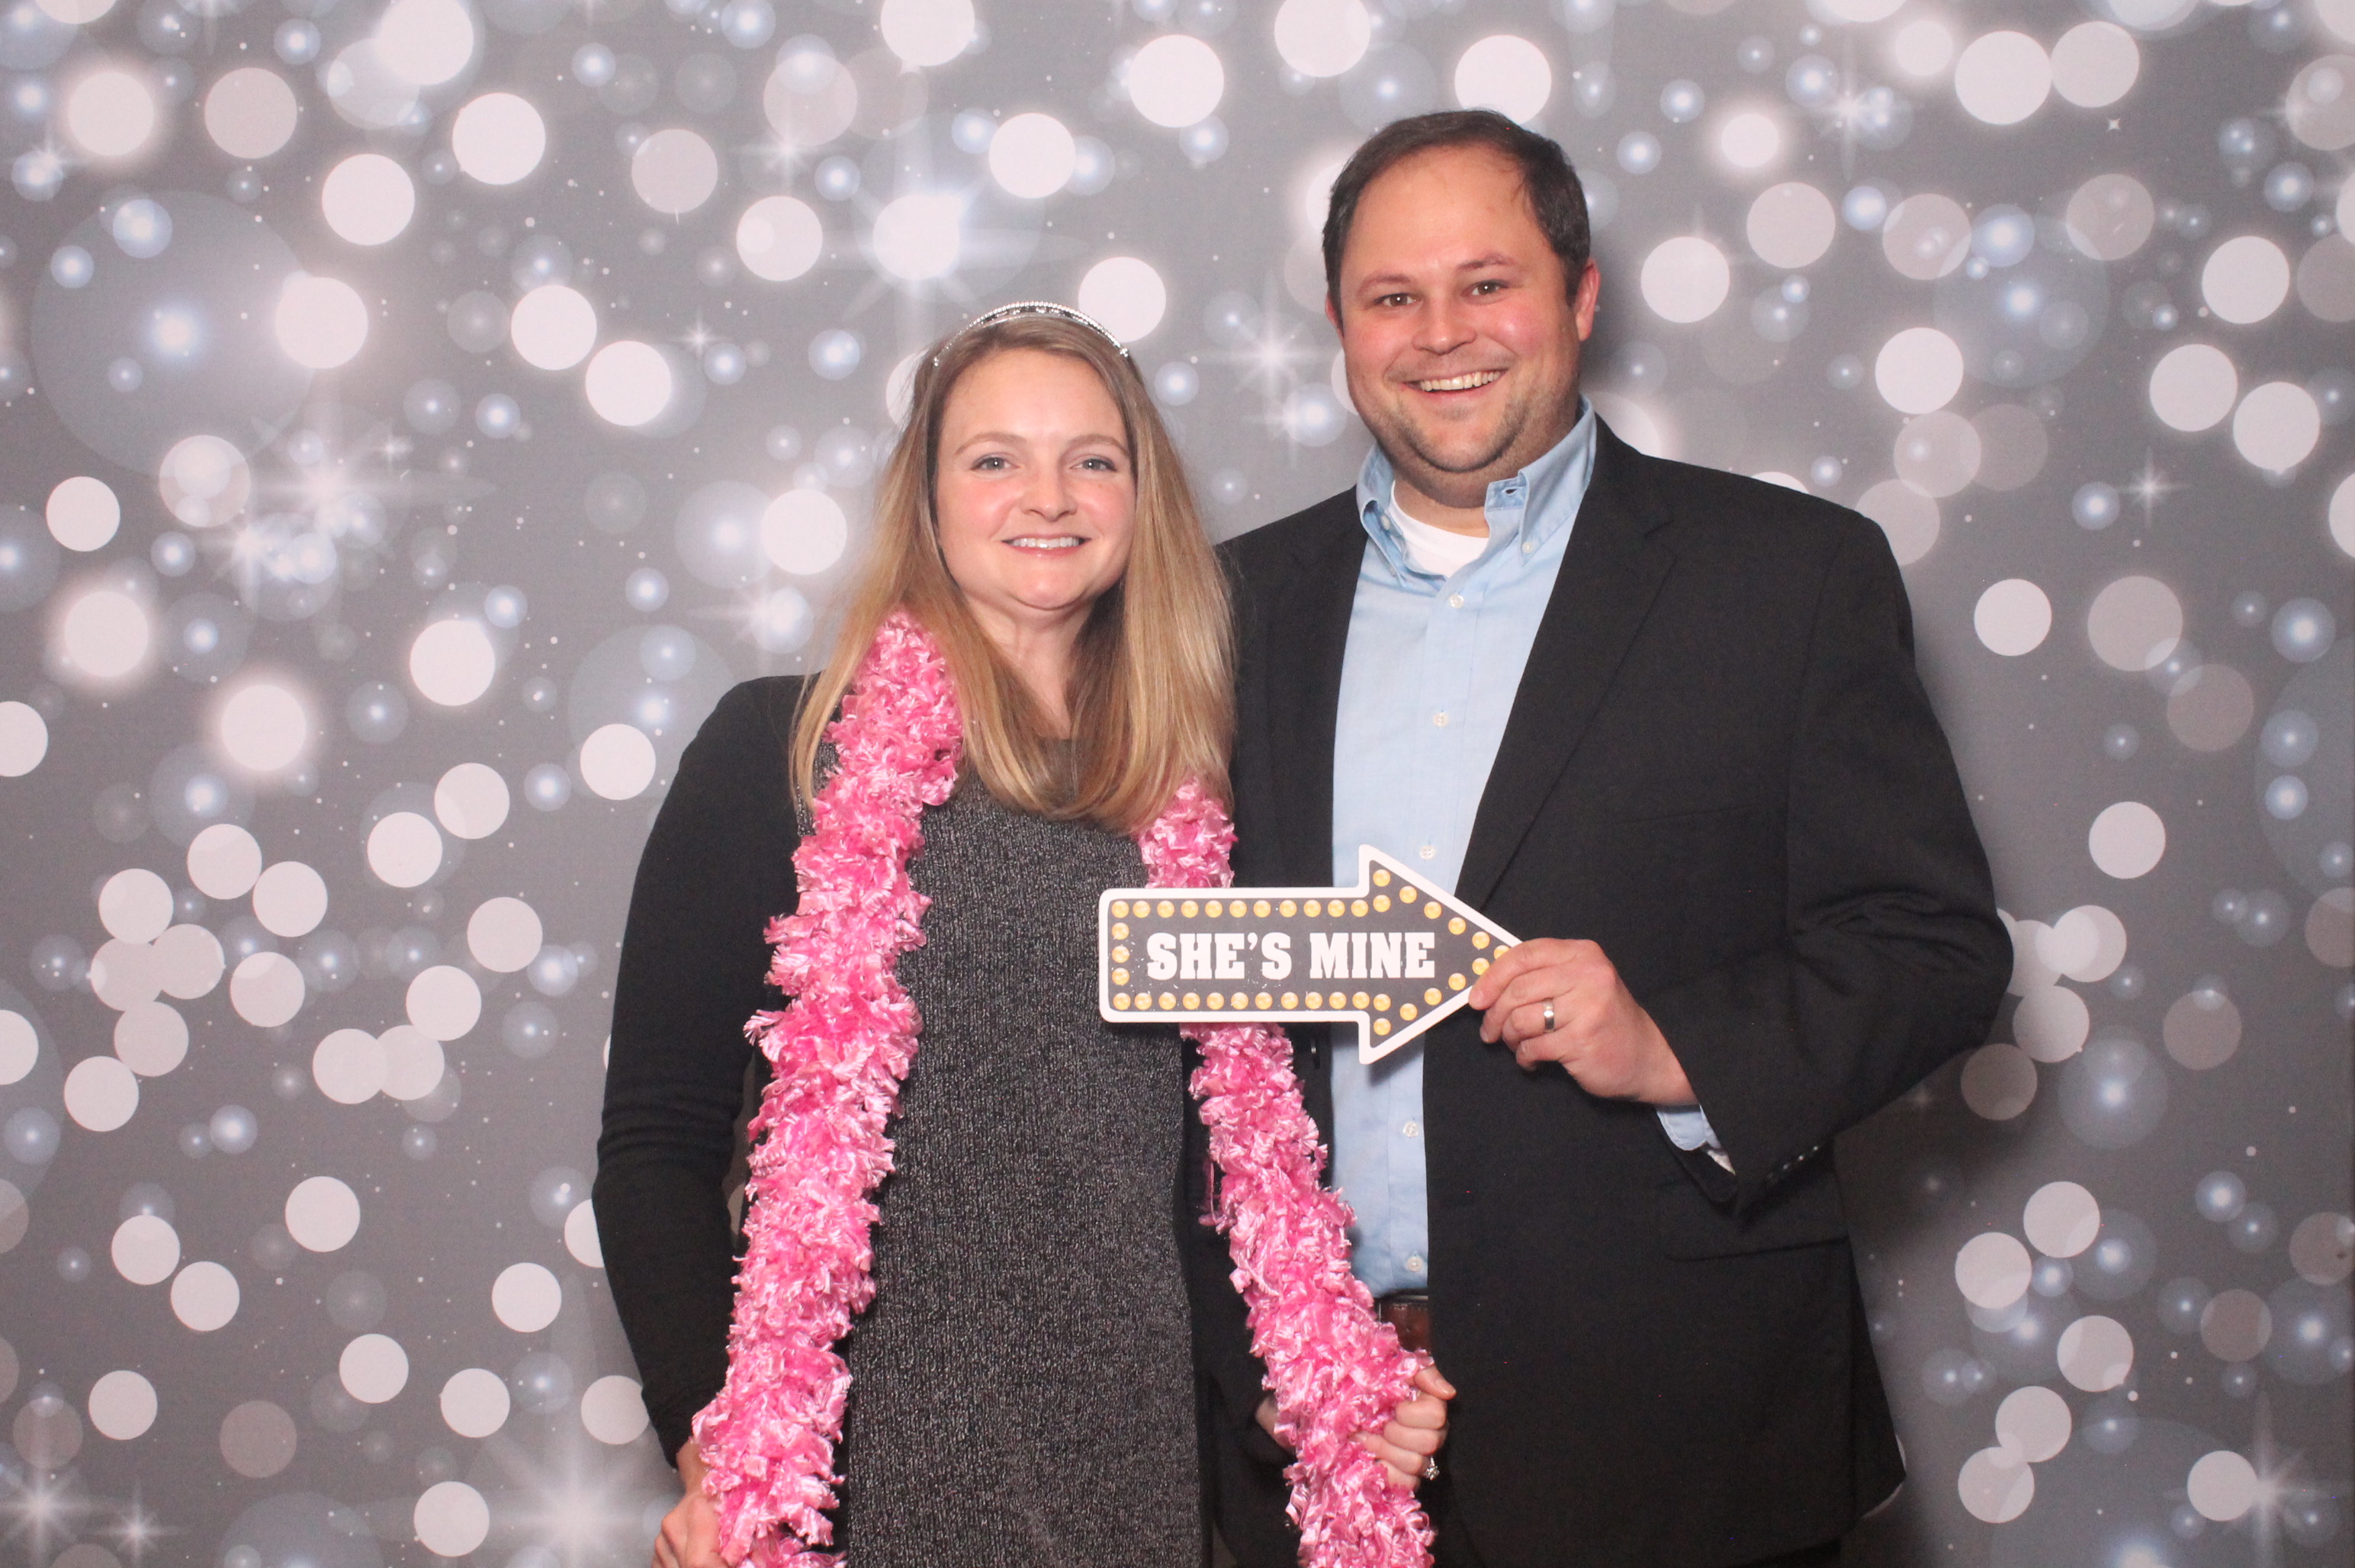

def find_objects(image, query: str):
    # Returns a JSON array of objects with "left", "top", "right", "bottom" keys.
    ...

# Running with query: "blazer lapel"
[
  {"left": 1263, "top": 496, "right": 1367, "bottom": 888},
  {"left": 1456, "top": 424, "right": 1676, "bottom": 909}
]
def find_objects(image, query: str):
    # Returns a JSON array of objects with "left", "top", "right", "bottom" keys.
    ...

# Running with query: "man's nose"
[{"left": 1411, "top": 296, "right": 1476, "bottom": 357}]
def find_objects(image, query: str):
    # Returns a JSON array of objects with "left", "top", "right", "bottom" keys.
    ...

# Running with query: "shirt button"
[
  {"left": 1521, "top": 539, "right": 1535, "bottom": 554},
  {"left": 1447, "top": 593, "right": 1464, "bottom": 609},
  {"left": 1402, "top": 1120, "right": 1420, "bottom": 1138},
  {"left": 1432, "top": 711, "right": 1449, "bottom": 727},
  {"left": 1406, "top": 1255, "right": 1426, "bottom": 1274},
  {"left": 1418, "top": 845, "right": 1435, "bottom": 860}
]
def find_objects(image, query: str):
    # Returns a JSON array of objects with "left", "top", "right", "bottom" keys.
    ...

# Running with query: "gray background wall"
[{"left": 0, "top": 0, "right": 2348, "bottom": 1561}]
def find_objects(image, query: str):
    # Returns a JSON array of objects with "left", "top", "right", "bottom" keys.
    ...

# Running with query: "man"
[{"left": 1191, "top": 111, "right": 2010, "bottom": 1567}]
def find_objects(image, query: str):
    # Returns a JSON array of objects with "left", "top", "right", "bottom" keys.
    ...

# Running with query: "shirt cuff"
[{"left": 1656, "top": 1105, "right": 1733, "bottom": 1171}]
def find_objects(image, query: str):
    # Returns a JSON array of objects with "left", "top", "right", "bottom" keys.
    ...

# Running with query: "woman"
[{"left": 596, "top": 305, "right": 1444, "bottom": 1568}]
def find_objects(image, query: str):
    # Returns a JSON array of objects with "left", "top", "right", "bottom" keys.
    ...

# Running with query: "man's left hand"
[{"left": 1466, "top": 938, "right": 1694, "bottom": 1104}]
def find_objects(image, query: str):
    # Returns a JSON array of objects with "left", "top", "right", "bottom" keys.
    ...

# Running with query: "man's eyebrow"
[{"left": 1354, "top": 254, "right": 1523, "bottom": 291}]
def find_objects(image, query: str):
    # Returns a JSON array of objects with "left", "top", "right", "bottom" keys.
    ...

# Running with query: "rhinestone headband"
[{"left": 931, "top": 300, "right": 1132, "bottom": 365}]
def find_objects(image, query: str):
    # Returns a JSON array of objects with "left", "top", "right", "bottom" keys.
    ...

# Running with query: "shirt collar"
[{"left": 1353, "top": 399, "right": 1596, "bottom": 580}]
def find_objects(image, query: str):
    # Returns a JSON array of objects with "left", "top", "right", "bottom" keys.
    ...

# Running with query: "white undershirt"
[{"left": 1386, "top": 485, "right": 1489, "bottom": 578}]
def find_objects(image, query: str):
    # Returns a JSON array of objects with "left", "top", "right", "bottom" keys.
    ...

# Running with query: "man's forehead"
[{"left": 1344, "top": 152, "right": 1548, "bottom": 273}]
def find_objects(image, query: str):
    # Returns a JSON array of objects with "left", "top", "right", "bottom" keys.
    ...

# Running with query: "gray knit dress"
[{"left": 834, "top": 774, "right": 1201, "bottom": 1566}]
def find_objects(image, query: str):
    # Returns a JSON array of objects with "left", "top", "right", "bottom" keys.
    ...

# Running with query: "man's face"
[{"left": 1329, "top": 146, "right": 1600, "bottom": 516}]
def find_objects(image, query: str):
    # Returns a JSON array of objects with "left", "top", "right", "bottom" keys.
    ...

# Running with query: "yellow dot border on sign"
[
  {"left": 1351, "top": 990, "right": 1370, "bottom": 1009},
  {"left": 1425, "top": 987, "right": 1442, "bottom": 1005},
  {"left": 1160, "top": 991, "right": 1178, "bottom": 1009},
  {"left": 1183, "top": 991, "right": 1201, "bottom": 1008},
  {"left": 1425, "top": 901, "right": 1442, "bottom": 920},
  {"left": 1112, "top": 945, "right": 1129, "bottom": 962},
  {"left": 1112, "top": 921, "right": 1129, "bottom": 938},
  {"left": 1373, "top": 868, "right": 1391, "bottom": 886},
  {"left": 1204, "top": 992, "right": 1222, "bottom": 1010},
  {"left": 1113, "top": 993, "right": 1131, "bottom": 1010},
  {"left": 1181, "top": 899, "right": 1199, "bottom": 917},
  {"left": 1112, "top": 968, "right": 1129, "bottom": 985},
  {"left": 1473, "top": 958, "right": 1489, "bottom": 975},
  {"left": 1448, "top": 917, "right": 1466, "bottom": 934},
  {"left": 1373, "top": 993, "right": 1391, "bottom": 1011},
  {"left": 1373, "top": 894, "right": 1391, "bottom": 912},
  {"left": 1396, "top": 882, "right": 1418, "bottom": 901},
  {"left": 1305, "top": 991, "right": 1323, "bottom": 1008},
  {"left": 1254, "top": 992, "right": 1272, "bottom": 1008},
  {"left": 1448, "top": 972, "right": 1467, "bottom": 991},
  {"left": 1157, "top": 899, "right": 1175, "bottom": 917},
  {"left": 1473, "top": 931, "right": 1490, "bottom": 948},
  {"left": 1135, "top": 992, "right": 1152, "bottom": 1008},
  {"left": 1254, "top": 898, "right": 1272, "bottom": 917},
  {"left": 1351, "top": 898, "right": 1369, "bottom": 917},
  {"left": 1399, "top": 1003, "right": 1418, "bottom": 1020},
  {"left": 1110, "top": 900, "right": 1127, "bottom": 917},
  {"left": 1231, "top": 991, "right": 1248, "bottom": 1007},
  {"left": 1373, "top": 1017, "right": 1392, "bottom": 1036},
  {"left": 1280, "top": 899, "right": 1297, "bottom": 917},
  {"left": 1304, "top": 898, "right": 1322, "bottom": 917},
  {"left": 1280, "top": 991, "right": 1299, "bottom": 1008}
]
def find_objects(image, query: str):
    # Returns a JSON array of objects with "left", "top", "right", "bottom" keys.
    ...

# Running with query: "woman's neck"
[{"left": 978, "top": 612, "right": 1083, "bottom": 736}]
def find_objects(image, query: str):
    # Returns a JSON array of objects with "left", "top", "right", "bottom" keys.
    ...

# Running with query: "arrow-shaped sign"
[{"left": 1098, "top": 845, "right": 1521, "bottom": 1062}]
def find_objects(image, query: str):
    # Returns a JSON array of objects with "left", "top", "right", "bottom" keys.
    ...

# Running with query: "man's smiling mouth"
[{"left": 1412, "top": 370, "right": 1505, "bottom": 393}]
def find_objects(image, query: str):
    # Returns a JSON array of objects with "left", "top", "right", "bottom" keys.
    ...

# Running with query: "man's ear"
[
  {"left": 1325, "top": 296, "right": 1341, "bottom": 333},
  {"left": 1573, "top": 260, "right": 1602, "bottom": 342}
]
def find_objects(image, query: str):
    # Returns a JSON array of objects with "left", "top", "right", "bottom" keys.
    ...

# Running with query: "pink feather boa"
[{"left": 692, "top": 611, "right": 1435, "bottom": 1566}]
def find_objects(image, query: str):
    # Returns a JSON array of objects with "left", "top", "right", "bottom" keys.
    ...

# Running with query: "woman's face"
[{"left": 933, "top": 348, "right": 1137, "bottom": 649}]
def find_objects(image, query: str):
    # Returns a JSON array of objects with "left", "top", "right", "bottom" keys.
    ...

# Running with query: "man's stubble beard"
[{"left": 1367, "top": 375, "right": 1583, "bottom": 512}]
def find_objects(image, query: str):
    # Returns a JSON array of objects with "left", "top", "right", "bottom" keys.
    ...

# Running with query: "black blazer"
[{"left": 1189, "top": 423, "right": 2010, "bottom": 1567}]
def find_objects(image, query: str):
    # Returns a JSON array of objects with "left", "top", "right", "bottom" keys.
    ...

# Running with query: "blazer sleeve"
[
  {"left": 1640, "top": 523, "right": 2009, "bottom": 1211},
  {"left": 593, "top": 677, "right": 805, "bottom": 1464}
]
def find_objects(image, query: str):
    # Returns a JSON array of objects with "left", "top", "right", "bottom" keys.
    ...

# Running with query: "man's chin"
[{"left": 1397, "top": 432, "right": 1520, "bottom": 490}]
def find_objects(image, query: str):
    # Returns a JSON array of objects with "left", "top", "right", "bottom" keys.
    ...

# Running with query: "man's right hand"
[{"left": 654, "top": 1441, "right": 725, "bottom": 1568}]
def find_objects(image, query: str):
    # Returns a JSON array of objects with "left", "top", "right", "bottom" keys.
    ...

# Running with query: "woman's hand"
[
  {"left": 1359, "top": 1364, "right": 1454, "bottom": 1488},
  {"left": 653, "top": 1441, "right": 726, "bottom": 1568},
  {"left": 1254, "top": 1363, "right": 1457, "bottom": 1489}
]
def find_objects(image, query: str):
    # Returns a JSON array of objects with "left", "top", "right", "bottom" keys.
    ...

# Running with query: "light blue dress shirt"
[{"left": 1326, "top": 406, "right": 1718, "bottom": 1297}]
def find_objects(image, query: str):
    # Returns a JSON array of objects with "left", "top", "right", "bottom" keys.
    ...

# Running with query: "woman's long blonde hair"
[{"left": 790, "top": 312, "right": 1232, "bottom": 834}]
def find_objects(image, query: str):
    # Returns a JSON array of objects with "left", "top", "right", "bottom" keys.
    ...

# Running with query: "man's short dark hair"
[{"left": 1322, "top": 110, "right": 1591, "bottom": 316}]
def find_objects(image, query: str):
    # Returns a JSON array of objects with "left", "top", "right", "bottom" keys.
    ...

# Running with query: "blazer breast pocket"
[{"left": 1655, "top": 1165, "right": 1849, "bottom": 1261}]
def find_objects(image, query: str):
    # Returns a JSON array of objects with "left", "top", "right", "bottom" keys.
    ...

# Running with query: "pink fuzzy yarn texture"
[{"left": 692, "top": 612, "right": 1433, "bottom": 1566}]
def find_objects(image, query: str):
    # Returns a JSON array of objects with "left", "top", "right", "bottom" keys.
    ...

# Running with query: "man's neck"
[{"left": 1390, "top": 474, "right": 1490, "bottom": 538}]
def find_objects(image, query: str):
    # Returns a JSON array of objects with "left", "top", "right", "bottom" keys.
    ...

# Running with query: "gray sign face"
[{"left": 1097, "top": 847, "right": 1520, "bottom": 1062}]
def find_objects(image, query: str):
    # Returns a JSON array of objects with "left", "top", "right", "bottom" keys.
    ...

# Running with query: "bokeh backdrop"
[{"left": 0, "top": 0, "right": 2349, "bottom": 1561}]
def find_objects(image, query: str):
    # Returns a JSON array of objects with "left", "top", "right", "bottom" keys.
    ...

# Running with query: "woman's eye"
[
  {"left": 1079, "top": 456, "right": 1120, "bottom": 471},
  {"left": 972, "top": 455, "right": 1009, "bottom": 470}
]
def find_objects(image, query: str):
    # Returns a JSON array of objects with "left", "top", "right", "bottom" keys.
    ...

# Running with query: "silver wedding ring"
[{"left": 1541, "top": 999, "right": 1557, "bottom": 1033}]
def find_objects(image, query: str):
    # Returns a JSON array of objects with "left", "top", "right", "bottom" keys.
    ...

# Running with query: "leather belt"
[{"left": 1376, "top": 1290, "right": 1431, "bottom": 1355}]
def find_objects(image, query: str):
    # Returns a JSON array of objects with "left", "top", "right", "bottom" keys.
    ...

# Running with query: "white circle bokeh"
[
  {"left": 1126, "top": 34, "right": 1225, "bottom": 129},
  {"left": 1077, "top": 257, "right": 1168, "bottom": 342},
  {"left": 1954, "top": 31, "right": 2051, "bottom": 125},
  {"left": 1638, "top": 237, "right": 1731, "bottom": 323},
  {"left": 2088, "top": 801, "right": 2167, "bottom": 879},
  {"left": 284, "top": 1175, "right": 361, "bottom": 1252},
  {"left": 492, "top": 1261, "right": 563, "bottom": 1332},
  {"left": 1454, "top": 35, "right": 1553, "bottom": 124},
  {"left": 1273, "top": 0, "right": 1372, "bottom": 79},
  {"left": 451, "top": 92, "right": 545, "bottom": 185}
]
